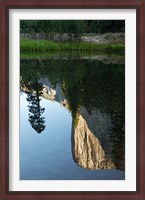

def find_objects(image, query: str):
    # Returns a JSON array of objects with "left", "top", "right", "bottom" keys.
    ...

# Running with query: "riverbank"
[{"left": 20, "top": 39, "right": 125, "bottom": 53}]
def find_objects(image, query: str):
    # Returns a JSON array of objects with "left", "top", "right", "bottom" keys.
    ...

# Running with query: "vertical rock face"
[
  {"left": 71, "top": 107, "right": 115, "bottom": 170},
  {"left": 38, "top": 78, "right": 68, "bottom": 107}
]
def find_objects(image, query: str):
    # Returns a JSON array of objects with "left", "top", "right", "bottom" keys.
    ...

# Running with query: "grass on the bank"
[{"left": 20, "top": 39, "right": 125, "bottom": 53}]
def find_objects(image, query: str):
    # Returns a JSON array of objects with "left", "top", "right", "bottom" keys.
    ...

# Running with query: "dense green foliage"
[
  {"left": 20, "top": 39, "right": 125, "bottom": 52},
  {"left": 20, "top": 58, "right": 124, "bottom": 116},
  {"left": 20, "top": 20, "right": 125, "bottom": 34}
]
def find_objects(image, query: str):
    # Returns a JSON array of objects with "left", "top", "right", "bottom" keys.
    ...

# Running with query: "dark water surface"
[{"left": 20, "top": 54, "right": 125, "bottom": 180}]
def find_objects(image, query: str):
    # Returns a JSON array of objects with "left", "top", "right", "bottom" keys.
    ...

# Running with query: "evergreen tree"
[{"left": 26, "top": 81, "right": 45, "bottom": 134}]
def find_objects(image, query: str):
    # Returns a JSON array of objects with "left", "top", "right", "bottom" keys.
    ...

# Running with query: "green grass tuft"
[{"left": 20, "top": 39, "right": 125, "bottom": 53}]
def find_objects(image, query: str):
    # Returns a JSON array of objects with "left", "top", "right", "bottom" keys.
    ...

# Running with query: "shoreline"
[{"left": 20, "top": 39, "right": 125, "bottom": 53}]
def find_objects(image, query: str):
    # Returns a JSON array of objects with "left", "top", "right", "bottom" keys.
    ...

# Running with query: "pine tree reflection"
[{"left": 26, "top": 81, "right": 46, "bottom": 133}]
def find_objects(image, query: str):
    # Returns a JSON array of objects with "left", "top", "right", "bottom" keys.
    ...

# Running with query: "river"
[{"left": 20, "top": 53, "right": 125, "bottom": 180}]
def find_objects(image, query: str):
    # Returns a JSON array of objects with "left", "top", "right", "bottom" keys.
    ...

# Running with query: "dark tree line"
[{"left": 20, "top": 20, "right": 125, "bottom": 35}]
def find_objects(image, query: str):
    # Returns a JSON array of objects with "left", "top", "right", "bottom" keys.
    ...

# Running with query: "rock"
[
  {"left": 38, "top": 78, "right": 68, "bottom": 105},
  {"left": 20, "top": 32, "right": 125, "bottom": 44},
  {"left": 81, "top": 33, "right": 125, "bottom": 44},
  {"left": 71, "top": 107, "right": 115, "bottom": 170}
]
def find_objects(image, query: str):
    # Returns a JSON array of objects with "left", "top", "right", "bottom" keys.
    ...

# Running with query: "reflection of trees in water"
[
  {"left": 20, "top": 63, "right": 46, "bottom": 134},
  {"left": 26, "top": 81, "right": 45, "bottom": 134},
  {"left": 110, "top": 112, "right": 125, "bottom": 171},
  {"left": 20, "top": 58, "right": 125, "bottom": 168}
]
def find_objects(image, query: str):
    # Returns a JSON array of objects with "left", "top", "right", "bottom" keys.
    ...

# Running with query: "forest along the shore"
[{"left": 20, "top": 20, "right": 125, "bottom": 52}]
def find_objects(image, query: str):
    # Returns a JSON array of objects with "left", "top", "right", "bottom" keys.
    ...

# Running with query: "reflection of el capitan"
[{"left": 71, "top": 107, "right": 125, "bottom": 171}]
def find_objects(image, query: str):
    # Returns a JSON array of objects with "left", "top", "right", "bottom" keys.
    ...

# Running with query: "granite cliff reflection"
[{"left": 71, "top": 107, "right": 125, "bottom": 171}]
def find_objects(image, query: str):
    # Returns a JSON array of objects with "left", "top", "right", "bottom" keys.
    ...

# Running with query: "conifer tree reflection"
[{"left": 26, "top": 81, "right": 45, "bottom": 133}]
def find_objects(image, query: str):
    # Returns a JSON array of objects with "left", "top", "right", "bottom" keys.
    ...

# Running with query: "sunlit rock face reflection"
[
  {"left": 72, "top": 107, "right": 115, "bottom": 170},
  {"left": 38, "top": 78, "right": 68, "bottom": 107}
]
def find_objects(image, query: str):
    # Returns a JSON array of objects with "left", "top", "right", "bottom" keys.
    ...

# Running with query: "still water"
[{"left": 20, "top": 53, "right": 125, "bottom": 180}]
